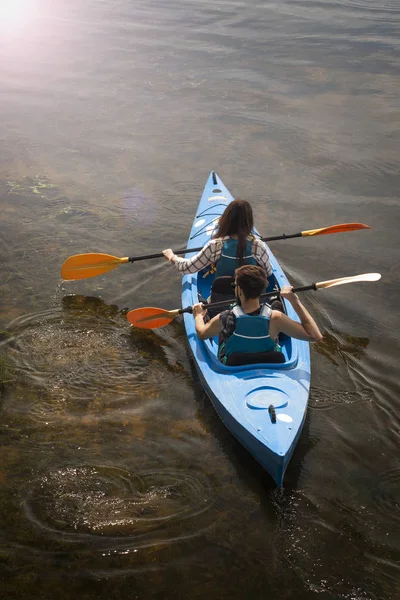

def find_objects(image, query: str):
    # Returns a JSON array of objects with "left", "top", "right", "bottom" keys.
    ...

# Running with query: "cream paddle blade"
[{"left": 314, "top": 273, "right": 381, "bottom": 289}]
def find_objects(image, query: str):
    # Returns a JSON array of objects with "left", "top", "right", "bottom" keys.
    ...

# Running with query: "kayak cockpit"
[
  {"left": 191, "top": 269, "right": 299, "bottom": 372},
  {"left": 201, "top": 335, "right": 299, "bottom": 373}
]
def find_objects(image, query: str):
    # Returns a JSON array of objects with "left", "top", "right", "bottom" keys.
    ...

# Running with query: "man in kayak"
[
  {"left": 162, "top": 199, "right": 273, "bottom": 279},
  {"left": 192, "top": 265, "right": 323, "bottom": 365}
]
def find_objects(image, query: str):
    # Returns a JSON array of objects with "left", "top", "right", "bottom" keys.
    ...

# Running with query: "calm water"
[{"left": 1, "top": 1, "right": 399, "bottom": 599}]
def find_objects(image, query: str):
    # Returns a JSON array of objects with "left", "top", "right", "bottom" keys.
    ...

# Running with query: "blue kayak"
[{"left": 181, "top": 172, "right": 311, "bottom": 486}]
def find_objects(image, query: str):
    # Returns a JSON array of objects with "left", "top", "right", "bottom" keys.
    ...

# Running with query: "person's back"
[
  {"left": 218, "top": 303, "right": 278, "bottom": 364},
  {"left": 214, "top": 237, "right": 257, "bottom": 277},
  {"left": 162, "top": 199, "right": 273, "bottom": 280},
  {"left": 193, "top": 265, "right": 323, "bottom": 366}
]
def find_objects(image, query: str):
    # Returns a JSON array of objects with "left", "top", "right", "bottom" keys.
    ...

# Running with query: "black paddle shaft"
[
  {"left": 127, "top": 233, "right": 303, "bottom": 263},
  {"left": 178, "top": 283, "right": 317, "bottom": 315}
]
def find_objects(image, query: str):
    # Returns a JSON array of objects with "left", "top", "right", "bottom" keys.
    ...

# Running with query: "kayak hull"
[{"left": 181, "top": 172, "right": 311, "bottom": 486}]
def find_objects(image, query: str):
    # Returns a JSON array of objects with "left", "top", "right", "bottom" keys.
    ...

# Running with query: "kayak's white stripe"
[
  {"left": 233, "top": 333, "right": 270, "bottom": 339},
  {"left": 221, "top": 253, "right": 253, "bottom": 259}
]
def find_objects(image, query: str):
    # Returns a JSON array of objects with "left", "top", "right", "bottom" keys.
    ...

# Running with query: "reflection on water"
[
  {"left": 0, "top": 0, "right": 35, "bottom": 31},
  {"left": 4, "top": 294, "right": 189, "bottom": 424},
  {"left": 310, "top": 330, "right": 374, "bottom": 409},
  {"left": 25, "top": 465, "right": 213, "bottom": 538},
  {"left": 1, "top": 293, "right": 221, "bottom": 590},
  {"left": 7, "top": 174, "right": 57, "bottom": 197},
  {"left": 121, "top": 186, "right": 160, "bottom": 227},
  {"left": 271, "top": 489, "right": 390, "bottom": 600},
  {"left": 315, "top": 330, "right": 369, "bottom": 367}
]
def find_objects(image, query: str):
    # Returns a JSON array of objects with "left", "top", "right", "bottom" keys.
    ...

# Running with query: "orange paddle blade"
[
  {"left": 301, "top": 223, "right": 371, "bottom": 237},
  {"left": 127, "top": 307, "right": 178, "bottom": 329},
  {"left": 61, "top": 253, "right": 129, "bottom": 280}
]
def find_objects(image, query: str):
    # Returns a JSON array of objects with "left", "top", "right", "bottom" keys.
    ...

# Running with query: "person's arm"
[
  {"left": 270, "top": 286, "right": 323, "bottom": 342},
  {"left": 252, "top": 238, "right": 273, "bottom": 277},
  {"left": 162, "top": 239, "right": 222, "bottom": 274},
  {"left": 193, "top": 303, "right": 222, "bottom": 340}
]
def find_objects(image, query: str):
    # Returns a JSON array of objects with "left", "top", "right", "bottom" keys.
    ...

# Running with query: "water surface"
[{"left": 1, "top": 1, "right": 399, "bottom": 598}]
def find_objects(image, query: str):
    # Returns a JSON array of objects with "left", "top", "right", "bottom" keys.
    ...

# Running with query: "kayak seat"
[
  {"left": 208, "top": 276, "right": 235, "bottom": 318},
  {"left": 211, "top": 275, "right": 234, "bottom": 294},
  {"left": 225, "top": 351, "right": 286, "bottom": 366},
  {"left": 270, "top": 299, "right": 284, "bottom": 313}
]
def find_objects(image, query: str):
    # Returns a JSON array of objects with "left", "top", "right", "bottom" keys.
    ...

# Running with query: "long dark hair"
[{"left": 213, "top": 199, "right": 254, "bottom": 264}]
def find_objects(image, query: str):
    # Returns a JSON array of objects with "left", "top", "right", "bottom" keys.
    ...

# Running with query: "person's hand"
[
  {"left": 192, "top": 303, "right": 207, "bottom": 318},
  {"left": 279, "top": 285, "right": 300, "bottom": 305},
  {"left": 162, "top": 249, "right": 175, "bottom": 263}
]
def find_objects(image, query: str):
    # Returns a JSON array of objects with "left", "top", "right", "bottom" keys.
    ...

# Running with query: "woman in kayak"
[
  {"left": 162, "top": 199, "right": 273, "bottom": 278},
  {"left": 192, "top": 265, "right": 322, "bottom": 365}
]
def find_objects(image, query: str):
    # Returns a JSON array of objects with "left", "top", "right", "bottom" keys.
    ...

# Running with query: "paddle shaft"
[
  {"left": 126, "top": 273, "right": 380, "bottom": 328},
  {"left": 177, "top": 283, "right": 317, "bottom": 315},
  {"left": 127, "top": 233, "right": 303, "bottom": 263}
]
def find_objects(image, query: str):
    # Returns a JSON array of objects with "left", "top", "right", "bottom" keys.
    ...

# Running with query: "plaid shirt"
[{"left": 174, "top": 236, "right": 273, "bottom": 276}]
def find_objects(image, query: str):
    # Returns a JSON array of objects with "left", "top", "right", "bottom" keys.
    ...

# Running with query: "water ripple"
[
  {"left": 3, "top": 303, "right": 186, "bottom": 425},
  {"left": 271, "top": 490, "right": 379, "bottom": 599},
  {"left": 6, "top": 310, "right": 146, "bottom": 400},
  {"left": 310, "top": 386, "right": 374, "bottom": 410},
  {"left": 329, "top": 0, "right": 400, "bottom": 19},
  {"left": 24, "top": 465, "right": 213, "bottom": 541},
  {"left": 374, "top": 466, "right": 400, "bottom": 526},
  {"left": 281, "top": 0, "right": 400, "bottom": 22}
]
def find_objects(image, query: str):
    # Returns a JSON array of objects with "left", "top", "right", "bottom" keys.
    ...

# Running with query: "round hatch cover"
[{"left": 246, "top": 387, "right": 289, "bottom": 409}]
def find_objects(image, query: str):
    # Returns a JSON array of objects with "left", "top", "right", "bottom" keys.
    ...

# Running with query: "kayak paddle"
[
  {"left": 126, "top": 272, "right": 381, "bottom": 330},
  {"left": 61, "top": 222, "right": 371, "bottom": 281}
]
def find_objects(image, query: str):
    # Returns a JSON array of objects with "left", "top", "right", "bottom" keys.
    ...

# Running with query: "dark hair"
[
  {"left": 235, "top": 265, "right": 268, "bottom": 299},
  {"left": 213, "top": 199, "right": 254, "bottom": 265}
]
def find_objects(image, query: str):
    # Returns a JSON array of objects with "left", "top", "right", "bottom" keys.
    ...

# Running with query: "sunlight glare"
[{"left": 0, "top": 0, "right": 34, "bottom": 30}]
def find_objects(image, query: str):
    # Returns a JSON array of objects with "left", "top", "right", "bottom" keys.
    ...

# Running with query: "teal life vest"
[
  {"left": 214, "top": 238, "right": 257, "bottom": 278},
  {"left": 218, "top": 304, "right": 277, "bottom": 360}
]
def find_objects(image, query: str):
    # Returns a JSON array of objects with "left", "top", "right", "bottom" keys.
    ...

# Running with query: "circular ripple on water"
[
  {"left": 6, "top": 308, "right": 150, "bottom": 403},
  {"left": 24, "top": 465, "right": 213, "bottom": 541}
]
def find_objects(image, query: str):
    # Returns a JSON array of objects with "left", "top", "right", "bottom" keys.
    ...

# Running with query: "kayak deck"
[{"left": 181, "top": 172, "right": 311, "bottom": 485}]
